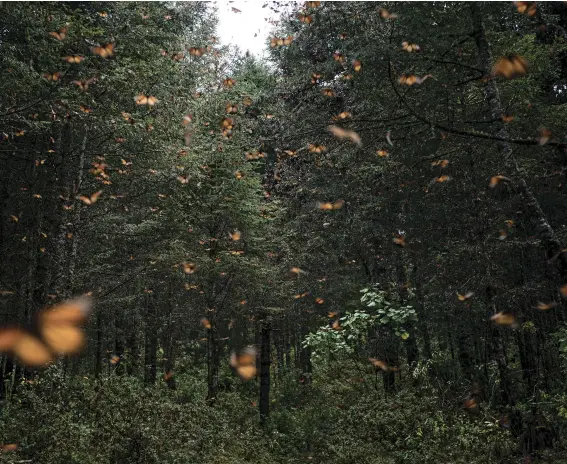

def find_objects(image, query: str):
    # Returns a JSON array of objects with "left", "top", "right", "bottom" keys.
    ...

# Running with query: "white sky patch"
[{"left": 216, "top": 1, "right": 283, "bottom": 57}]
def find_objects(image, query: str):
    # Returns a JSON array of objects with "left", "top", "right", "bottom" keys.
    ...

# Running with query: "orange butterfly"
[
  {"left": 332, "top": 51, "right": 345, "bottom": 63},
  {"left": 376, "top": 149, "right": 389, "bottom": 157},
  {"left": 489, "top": 175, "right": 511, "bottom": 188},
  {"left": 328, "top": 125, "right": 361, "bottom": 146},
  {"left": 398, "top": 74, "right": 432, "bottom": 85},
  {"left": 270, "top": 36, "right": 294, "bottom": 48},
  {"left": 183, "top": 262, "right": 197, "bottom": 274},
  {"left": 200, "top": 318, "right": 212, "bottom": 329},
  {"left": 378, "top": 8, "right": 398, "bottom": 19},
  {"left": 393, "top": 235, "right": 406, "bottom": 247},
  {"left": 492, "top": 55, "right": 528, "bottom": 79},
  {"left": 369, "top": 358, "right": 390, "bottom": 371},
  {"left": 229, "top": 230, "right": 241, "bottom": 241},
  {"left": 223, "top": 78, "right": 236, "bottom": 88},
  {"left": 338, "top": 33, "right": 348, "bottom": 40},
  {"left": 431, "top": 159, "right": 449, "bottom": 168},
  {"left": 536, "top": 302, "right": 558, "bottom": 311},
  {"left": 230, "top": 346, "right": 256, "bottom": 380},
  {"left": 538, "top": 128, "right": 552, "bottom": 145},
  {"left": 92, "top": 43, "right": 114, "bottom": 58},
  {"left": 322, "top": 88, "right": 335, "bottom": 97},
  {"left": 490, "top": 312, "right": 516, "bottom": 326},
  {"left": 352, "top": 59, "right": 362, "bottom": 72},
  {"left": 62, "top": 55, "right": 84, "bottom": 64},
  {"left": 501, "top": 113, "right": 514, "bottom": 123},
  {"left": 299, "top": 13, "right": 313, "bottom": 24},
  {"left": 515, "top": 1, "right": 536, "bottom": 16},
  {"left": 402, "top": 41, "right": 420, "bottom": 53},
  {"left": 43, "top": 72, "right": 61, "bottom": 81},
  {"left": 332, "top": 319, "right": 342, "bottom": 330},
  {"left": 0, "top": 297, "right": 91, "bottom": 367},
  {"left": 49, "top": 27, "right": 68, "bottom": 40},
  {"left": 316, "top": 200, "right": 345, "bottom": 210},
  {"left": 78, "top": 190, "right": 102, "bottom": 205},
  {"left": 135, "top": 95, "right": 159, "bottom": 105},
  {"left": 189, "top": 47, "right": 206, "bottom": 56},
  {"left": 457, "top": 292, "right": 474, "bottom": 301},
  {"left": 73, "top": 77, "right": 96, "bottom": 92},
  {"left": 242, "top": 96, "right": 253, "bottom": 106},
  {"left": 226, "top": 103, "right": 238, "bottom": 114},
  {"left": 305, "top": 1, "right": 321, "bottom": 7}
]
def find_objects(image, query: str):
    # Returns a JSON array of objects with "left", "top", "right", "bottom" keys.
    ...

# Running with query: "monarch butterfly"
[
  {"left": 134, "top": 95, "right": 158, "bottom": 105},
  {"left": 316, "top": 199, "right": 345, "bottom": 210},
  {"left": 457, "top": 292, "right": 474, "bottom": 301},
  {"left": 560, "top": 284, "right": 567, "bottom": 299},
  {"left": 398, "top": 74, "right": 432, "bottom": 85},
  {"left": 501, "top": 113, "right": 514, "bottom": 123},
  {"left": 230, "top": 346, "right": 256, "bottom": 380},
  {"left": 322, "top": 88, "right": 335, "bottom": 97},
  {"left": 402, "top": 41, "right": 421, "bottom": 53},
  {"left": 78, "top": 190, "right": 102, "bottom": 205},
  {"left": 62, "top": 55, "right": 84, "bottom": 64},
  {"left": 290, "top": 267, "right": 306, "bottom": 275},
  {"left": 434, "top": 175, "right": 451, "bottom": 183},
  {"left": 538, "top": 128, "right": 552, "bottom": 145},
  {"left": 223, "top": 78, "right": 236, "bottom": 88},
  {"left": 393, "top": 235, "right": 406, "bottom": 247},
  {"left": 0, "top": 297, "right": 91, "bottom": 367},
  {"left": 352, "top": 59, "right": 362, "bottom": 72},
  {"left": 270, "top": 36, "right": 293, "bottom": 48},
  {"left": 314, "top": 297, "right": 324, "bottom": 304},
  {"left": 376, "top": 149, "right": 389, "bottom": 157},
  {"left": 242, "top": 96, "right": 253, "bottom": 106},
  {"left": 189, "top": 47, "right": 206, "bottom": 56},
  {"left": 369, "top": 358, "right": 390, "bottom": 371},
  {"left": 171, "top": 52, "right": 184, "bottom": 61},
  {"left": 492, "top": 55, "right": 528, "bottom": 79},
  {"left": 490, "top": 312, "right": 516, "bottom": 326},
  {"left": 73, "top": 77, "right": 96, "bottom": 92},
  {"left": 332, "top": 52, "right": 345, "bottom": 63},
  {"left": 332, "top": 319, "right": 342, "bottom": 330},
  {"left": 311, "top": 73, "right": 322, "bottom": 84},
  {"left": 378, "top": 8, "right": 398, "bottom": 19},
  {"left": 49, "top": 27, "right": 68, "bottom": 41},
  {"left": 515, "top": 1, "right": 536, "bottom": 16},
  {"left": 229, "top": 230, "right": 241, "bottom": 241},
  {"left": 43, "top": 72, "right": 61, "bottom": 81},
  {"left": 338, "top": 33, "right": 348, "bottom": 40},
  {"left": 92, "top": 43, "right": 114, "bottom": 58},
  {"left": 234, "top": 170, "right": 244, "bottom": 179},
  {"left": 183, "top": 262, "right": 196, "bottom": 274},
  {"left": 110, "top": 354, "right": 120, "bottom": 365},
  {"left": 334, "top": 111, "right": 352, "bottom": 120},
  {"left": 431, "top": 159, "right": 449, "bottom": 167},
  {"left": 305, "top": 1, "right": 321, "bottom": 7},
  {"left": 200, "top": 318, "right": 212, "bottom": 329},
  {"left": 308, "top": 143, "right": 327, "bottom": 154},
  {"left": 341, "top": 73, "right": 353, "bottom": 81},
  {"left": 226, "top": 103, "right": 238, "bottom": 114},
  {"left": 489, "top": 175, "right": 511, "bottom": 188},
  {"left": 328, "top": 126, "right": 362, "bottom": 146},
  {"left": 536, "top": 302, "right": 558, "bottom": 311}
]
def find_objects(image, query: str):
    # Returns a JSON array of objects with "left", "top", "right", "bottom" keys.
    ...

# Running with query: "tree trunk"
[{"left": 259, "top": 322, "right": 271, "bottom": 425}]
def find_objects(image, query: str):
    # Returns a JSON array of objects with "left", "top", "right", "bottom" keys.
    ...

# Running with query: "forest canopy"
[{"left": 1, "top": 1, "right": 567, "bottom": 463}]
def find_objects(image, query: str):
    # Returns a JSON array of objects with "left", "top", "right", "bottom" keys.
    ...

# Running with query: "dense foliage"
[{"left": 2, "top": 1, "right": 567, "bottom": 463}]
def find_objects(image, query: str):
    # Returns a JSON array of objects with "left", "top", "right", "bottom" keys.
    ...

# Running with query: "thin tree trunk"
[{"left": 259, "top": 322, "right": 271, "bottom": 425}]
